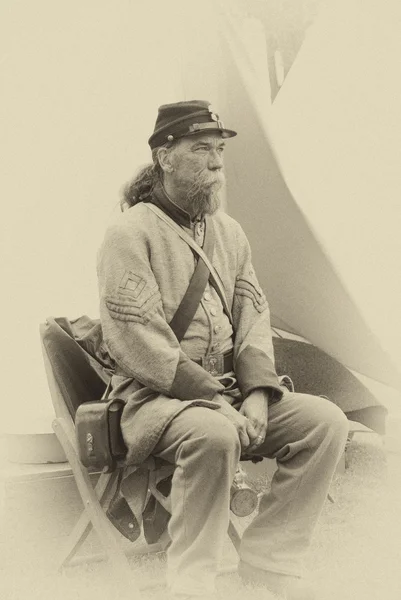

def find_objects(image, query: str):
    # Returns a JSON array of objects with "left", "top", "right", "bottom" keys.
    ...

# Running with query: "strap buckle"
[{"left": 202, "top": 354, "right": 224, "bottom": 377}]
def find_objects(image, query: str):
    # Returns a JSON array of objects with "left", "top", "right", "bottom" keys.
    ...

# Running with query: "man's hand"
[
  {"left": 212, "top": 394, "right": 257, "bottom": 451},
  {"left": 239, "top": 389, "right": 269, "bottom": 453}
]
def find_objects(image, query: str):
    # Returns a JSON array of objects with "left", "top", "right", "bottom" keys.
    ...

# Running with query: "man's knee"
[
  {"left": 310, "top": 396, "right": 349, "bottom": 447},
  {"left": 201, "top": 412, "right": 241, "bottom": 459},
  {"left": 173, "top": 407, "right": 241, "bottom": 464},
  {"left": 324, "top": 399, "right": 349, "bottom": 435}
]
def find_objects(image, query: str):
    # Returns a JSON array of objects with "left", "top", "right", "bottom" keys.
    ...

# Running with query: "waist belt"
[{"left": 193, "top": 350, "right": 234, "bottom": 377}]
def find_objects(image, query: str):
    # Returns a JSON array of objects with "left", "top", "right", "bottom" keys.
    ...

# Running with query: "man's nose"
[{"left": 208, "top": 149, "right": 224, "bottom": 170}]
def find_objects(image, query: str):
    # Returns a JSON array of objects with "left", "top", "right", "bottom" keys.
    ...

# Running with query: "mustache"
[{"left": 187, "top": 169, "right": 225, "bottom": 196}]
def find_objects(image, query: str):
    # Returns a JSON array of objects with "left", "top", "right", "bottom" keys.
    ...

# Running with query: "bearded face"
[
  {"left": 185, "top": 167, "right": 225, "bottom": 217},
  {"left": 167, "top": 133, "right": 226, "bottom": 218}
]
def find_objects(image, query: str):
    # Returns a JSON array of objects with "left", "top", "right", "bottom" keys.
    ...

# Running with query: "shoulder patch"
[
  {"left": 105, "top": 286, "right": 161, "bottom": 324},
  {"left": 119, "top": 271, "right": 146, "bottom": 299},
  {"left": 105, "top": 270, "right": 162, "bottom": 324}
]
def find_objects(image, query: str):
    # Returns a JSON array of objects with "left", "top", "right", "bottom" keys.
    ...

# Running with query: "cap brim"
[
  {"left": 184, "top": 127, "right": 237, "bottom": 139},
  {"left": 149, "top": 121, "right": 237, "bottom": 149}
]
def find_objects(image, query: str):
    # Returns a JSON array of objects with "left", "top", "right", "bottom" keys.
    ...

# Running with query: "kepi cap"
[{"left": 148, "top": 100, "right": 237, "bottom": 149}]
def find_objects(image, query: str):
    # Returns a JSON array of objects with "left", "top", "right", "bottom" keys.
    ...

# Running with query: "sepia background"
[{"left": 1, "top": 1, "right": 401, "bottom": 598}]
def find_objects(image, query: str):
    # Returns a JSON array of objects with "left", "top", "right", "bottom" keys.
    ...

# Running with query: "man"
[{"left": 97, "top": 100, "right": 349, "bottom": 600}]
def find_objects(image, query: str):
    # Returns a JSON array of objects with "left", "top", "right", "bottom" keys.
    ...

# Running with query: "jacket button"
[
  {"left": 204, "top": 292, "right": 212, "bottom": 301},
  {"left": 214, "top": 325, "right": 221, "bottom": 333},
  {"left": 210, "top": 308, "right": 217, "bottom": 316}
]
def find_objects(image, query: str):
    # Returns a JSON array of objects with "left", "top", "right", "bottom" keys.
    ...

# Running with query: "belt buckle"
[{"left": 202, "top": 353, "right": 224, "bottom": 377}]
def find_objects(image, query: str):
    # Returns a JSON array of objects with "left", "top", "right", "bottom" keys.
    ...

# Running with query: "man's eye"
[
  {"left": 217, "top": 147, "right": 225, "bottom": 154},
  {"left": 195, "top": 146, "right": 208, "bottom": 152}
]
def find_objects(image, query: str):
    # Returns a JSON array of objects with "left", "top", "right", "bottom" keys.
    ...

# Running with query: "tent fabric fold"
[{"left": 272, "top": 337, "right": 387, "bottom": 435}]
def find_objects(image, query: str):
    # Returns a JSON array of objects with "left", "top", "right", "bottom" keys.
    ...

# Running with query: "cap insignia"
[{"left": 208, "top": 104, "right": 219, "bottom": 121}]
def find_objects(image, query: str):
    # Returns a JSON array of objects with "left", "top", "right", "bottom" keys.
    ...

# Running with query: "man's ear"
[{"left": 157, "top": 147, "right": 174, "bottom": 173}]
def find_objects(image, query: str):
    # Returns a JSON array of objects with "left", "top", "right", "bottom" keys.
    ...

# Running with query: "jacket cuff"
[
  {"left": 170, "top": 354, "right": 225, "bottom": 400},
  {"left": 235, "top": 346, "right": 283, "bottom": 403},
  {"left": 251, "top": 386, "right": 283, "bottom": 404}
]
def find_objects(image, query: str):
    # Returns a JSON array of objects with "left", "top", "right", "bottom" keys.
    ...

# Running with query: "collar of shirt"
[{"left": 151, "top": 182, "right": 204, "bottom": 229}]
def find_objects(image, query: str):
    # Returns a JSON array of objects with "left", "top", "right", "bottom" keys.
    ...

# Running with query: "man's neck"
[
  {"left": 163, "top": 179, "right": 195, "bottom": 219},
  {"left": 151, "top": 181, "right": 196, "bottom": 228}
]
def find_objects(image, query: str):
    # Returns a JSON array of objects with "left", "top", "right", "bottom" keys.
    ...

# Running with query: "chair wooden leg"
[
  {"left": 53, "top": 418, "right": 133, "bottom": 587},
  {"left": 57, "top": 470, "right": 117, "bottom": 569}
]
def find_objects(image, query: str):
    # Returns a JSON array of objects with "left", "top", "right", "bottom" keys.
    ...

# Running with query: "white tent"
[{"left": 175, "top": 1, "right": 401, "bottom": 393}]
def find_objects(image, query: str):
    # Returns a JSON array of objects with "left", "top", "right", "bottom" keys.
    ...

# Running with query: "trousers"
[{"left": 153, "top": 390, "right": 349, "bottom": 596}]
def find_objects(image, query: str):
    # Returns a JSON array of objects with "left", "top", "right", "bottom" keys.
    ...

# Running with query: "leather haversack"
[{"left": 76, "top": 398, "right": 127, "bottom": 471}]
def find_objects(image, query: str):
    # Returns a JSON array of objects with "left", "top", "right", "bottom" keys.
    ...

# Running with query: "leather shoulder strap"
[
  {"left": 145, "top": 203, "right": 233, "bottom": 323},
  {"left": 169, "top": 218, "right": 214, "bottom": 341}
]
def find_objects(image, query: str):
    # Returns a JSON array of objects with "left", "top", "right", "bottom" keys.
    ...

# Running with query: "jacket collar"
[{"left": 151, "top": 182, "right": 203, "bottom": 228}]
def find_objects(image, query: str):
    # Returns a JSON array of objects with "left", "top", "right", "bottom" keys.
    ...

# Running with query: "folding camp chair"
[
  {"left": 40, "top": 318, "right": 141, "bottom": 584},
  {"left": 40, "top": 317, "right": 251, "bottom": 585}
]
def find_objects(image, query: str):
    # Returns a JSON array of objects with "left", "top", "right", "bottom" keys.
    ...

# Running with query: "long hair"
[{"left": 121, "top": 145, "right": 172, "bottom": 211}]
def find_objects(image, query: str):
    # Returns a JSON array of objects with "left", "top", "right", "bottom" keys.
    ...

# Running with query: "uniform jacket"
[{"left": 97, "top": 184, "right": 283, "bottom": 466}]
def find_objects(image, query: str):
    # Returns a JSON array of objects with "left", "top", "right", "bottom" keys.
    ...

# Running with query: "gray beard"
[{"left": 185, "top": 171, "right": 225, "bottom": 218}]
